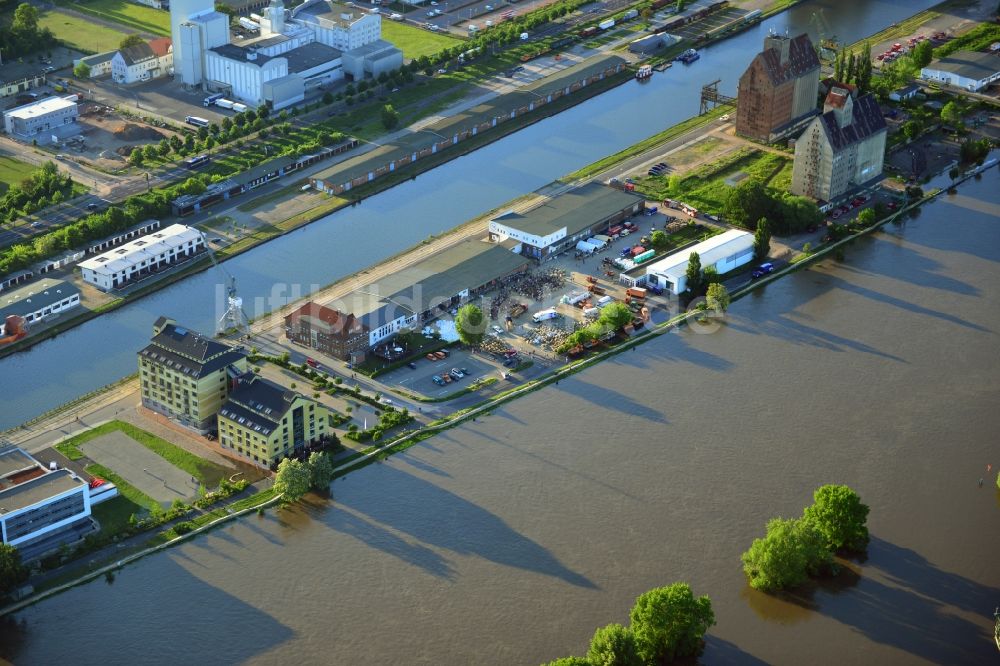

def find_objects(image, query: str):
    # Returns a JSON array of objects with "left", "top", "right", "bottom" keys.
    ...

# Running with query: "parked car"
[
  {"left": 432, "top": 375, "right": 446, "bottom": 386},
  {"left": 450, "top": 368, "right": 464, "bottom": 380},
  {"left": 440, "top": 349, "right": 450, "bottom": 358},
  {"left": 407, "top": 361, "right": 418, "bottom": 370},
  {"left": 434, "top": 350, "right": 447, "bottom": 360},
  {"left": 491, "top": 325, "right": 505, "bottom": 335},
  {"left": 751, "top": 262, "right": 775, "bottom": 279},
  {"left": 503, "top": 357, "right": 516, "bottom": 367},
  {"left": 887, "top": 201, "right": 899, "bottom": 210},
  {"left": 460, "top": 367, "right": 469, "bottom": 375},
  {"left": 426, "top": 353, "right": 438, "bottom": 361}
]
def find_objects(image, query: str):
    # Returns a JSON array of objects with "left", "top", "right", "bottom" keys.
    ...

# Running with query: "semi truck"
[
  {"left": 203, "top": 92, "right": 224, "bottom": 107},
  {"left": 215, "top": 98, "right": 235, "bottom": 110},
  {"left": 232, "top": 102, "right": 249, "bottom": 113}
]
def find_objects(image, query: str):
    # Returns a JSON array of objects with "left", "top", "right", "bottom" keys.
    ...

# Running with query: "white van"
[{"left": 532, "top": 308, "right": 558, "bottom": 323}]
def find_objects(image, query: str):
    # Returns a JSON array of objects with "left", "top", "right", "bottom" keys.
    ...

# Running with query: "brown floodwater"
[{"left": 2, "top": 175, "right": 999, "bottom": 664}]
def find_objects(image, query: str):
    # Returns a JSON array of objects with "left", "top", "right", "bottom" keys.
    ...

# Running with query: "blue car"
[{"left": 751, "top": 262, "right": 775, "bottom": 279}]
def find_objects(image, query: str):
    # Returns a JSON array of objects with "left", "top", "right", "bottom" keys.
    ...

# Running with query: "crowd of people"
[{"left": 486, "top": 268, "right": 567, "bottom": 320}]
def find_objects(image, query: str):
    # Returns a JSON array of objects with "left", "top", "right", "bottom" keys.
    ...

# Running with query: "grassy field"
[
  {"left": 0, "top": 154, "right": 38, "bottom": 194},
  {"left": 635, "top": 149, "right": 792, "bottom": 214},
  {"left": 55, "top": 420, "right": 230, "bottom": 487},
  {"left": 39, "top": 9, "right": 130, "bottom": 54},
  {"left": 55, "top": 0, "right": 170, "bottom": 36},
  {"left": 380, "top": 21, "right": 462, "bottom": 60}
]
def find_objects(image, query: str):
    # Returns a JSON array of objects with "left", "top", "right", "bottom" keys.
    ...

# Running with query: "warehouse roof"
[
  {"left": 0, "top": 278, "right": 79, "bottom": 321},
  {"left": 491, "top": 182, "right": 644, "bottom": 239},
  {"left": 331, "top": 240, "right": 528, "bottom": 327},
  {"left": 0, "top": 447, "right": 37, "bottom": 481},
  {"left": 645, "top": 229, "right": 753, "bottom": 280},
  {"left": 285, "top": 41, "right": 343, "bottom": 73},
  {"left": 4, "top": 96, "right": 77, "bottom": 120},
  {"left": 210, "top": 44, "right": 274, "bottom": 66},
  {"left": 922, "top": 50, "right": 1000, "bottom": 81}
]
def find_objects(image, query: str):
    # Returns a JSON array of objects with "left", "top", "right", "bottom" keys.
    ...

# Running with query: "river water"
[
  {"left": 2, "top": 162, "right": 999, "bottom": 664},
  {"left": 0, "top": 0, "right": 944, "bottom": 430}
]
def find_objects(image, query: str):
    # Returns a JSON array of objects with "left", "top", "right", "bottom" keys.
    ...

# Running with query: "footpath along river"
[
  {"left": 1, "top": 163, "right": 998, "bottom": 663},
  {"left": 0, "top": 0, "right": 944, "bottom": 430}
]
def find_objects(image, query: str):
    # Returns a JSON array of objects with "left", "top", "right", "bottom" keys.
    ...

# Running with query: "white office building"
[
  {"left": 0, "top": 447, "right": 93, "bottom": 557},
  {"left": 644, "top": 229, "right": 754, "bottom": 295},
  {"left": 79, "top": 224, "right": 205, "bottom": 291},
  {"left": 3, "top": 96, "right": 80, "bottom": 144}
]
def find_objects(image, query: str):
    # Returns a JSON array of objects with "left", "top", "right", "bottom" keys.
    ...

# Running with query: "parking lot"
[{"left": 381, "top": 347, "right": 501, "bottom": 398}]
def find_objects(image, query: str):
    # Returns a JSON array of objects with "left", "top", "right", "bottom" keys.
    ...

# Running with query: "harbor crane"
[{"left": 199, "top": 233, "right": 251, "bottom": 339}]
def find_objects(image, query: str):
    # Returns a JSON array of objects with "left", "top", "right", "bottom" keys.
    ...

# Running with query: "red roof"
[
  {"left": 285, "top": 301, "right": 368, "bottom": 337},
  {"left": 825, "top": 88, "right": 849, "bottom": 109},
  {"left": 148, "top": 37, "right": 172, "bottom": 58}
]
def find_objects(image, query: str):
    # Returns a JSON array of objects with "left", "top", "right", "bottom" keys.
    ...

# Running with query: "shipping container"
[
  {"left": 626, "top": 287, "right": 647, "bottom": 300},
  {"left": 633, "top": 250, "right": 655, "bottom": 264},
  {"left": 598, "top": 18, "right": 615, "bottom": 30}
]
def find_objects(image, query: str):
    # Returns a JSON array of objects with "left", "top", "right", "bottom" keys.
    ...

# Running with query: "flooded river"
[{"left": 2, "top": 170, "right": 998, "bottom": 664}]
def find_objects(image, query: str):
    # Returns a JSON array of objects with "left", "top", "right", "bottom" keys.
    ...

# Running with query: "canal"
[
  {"left": 0, "top": 0, "right": 942, "bottom": 429},
  {"left": 2, "top": 155, "right": 998, "bottom": 665}
]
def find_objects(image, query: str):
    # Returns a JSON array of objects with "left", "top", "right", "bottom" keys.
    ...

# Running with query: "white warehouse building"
[
  {"left": 3, "top": 95, "right": 80, "bottom": 145},
  {"left": 79, "top": 224, "right": 205, "bottom": 291},
  {"left": 920, "top": 50, "right": 1000, "bottom": 92},
  {"left": 644, "top": 229, "right": 754, "bottom": 295}
]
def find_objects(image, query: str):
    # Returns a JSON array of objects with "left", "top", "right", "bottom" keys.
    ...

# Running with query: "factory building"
[
  {"left": 644, "top": 230, "right": 754, "bottom": 295},
  {"left": 171, "top": 0, "right": 400, "bottom": 107}
]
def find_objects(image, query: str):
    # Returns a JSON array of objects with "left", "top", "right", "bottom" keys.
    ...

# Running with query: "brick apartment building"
[{"left": 284, "top": 301, "right": 370, "bottom": 361}]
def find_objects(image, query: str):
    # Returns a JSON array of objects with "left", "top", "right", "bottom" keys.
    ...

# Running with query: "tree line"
[
  {"left": 2, "top": 161, "right": 76, "bottom": 224},
  {"left": 0, "top": 4, "right": 56, "bottom": 60}
]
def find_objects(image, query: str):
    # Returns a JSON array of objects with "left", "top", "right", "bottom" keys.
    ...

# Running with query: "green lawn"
[
  {"left": 55, "top": 0, "right": 170, "bottom": 37},
  {"left": 381, "top": 21, "right": 462, "bottom": 60},
  {"left": 0, "top": 154, "right": 38, "bottom": 194},
  {"left": 91, "top": 494, "right": 147, "bottom": 533},
  {"left": 85, "top": 462, "right": 159, "bottom": 513},
  {"left": 636, "top": 149, "right": 793, "bottom": 215},
  {"left": 39, "top": 9, "right": 130, "bottom": 54},
  {"left": 56, "top": 420, "right": 230, "bottom": 487}
]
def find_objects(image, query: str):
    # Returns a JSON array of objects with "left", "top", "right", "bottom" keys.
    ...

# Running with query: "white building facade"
[
  {"left": 920, "top": 51, "right": 1000, "bottom": 92},
  {"left": 0, "top": 278, "right": 80, "bottom": 334},
  {"left": 112, "top": 39, "right": 174, "bottom": 84},
  {"left": 79, "top": 224, "right": 206, "bottom": 291},
  {"left": 3, "top": 96, "right": 79, "bottom": 144},
  {"left": 644, "top": 229, "right": 754, "bottom": 294}
]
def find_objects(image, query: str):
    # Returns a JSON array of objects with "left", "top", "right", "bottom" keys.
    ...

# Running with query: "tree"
[
  {"left": 940, "top": 101, "right": 963, "bottom": 127},
  {"left": 629, "top": 583, "right": 715, "bottom": 663},
  {"left": 741, "top": 517, "right": 833, "bottom": 591},
  {"left": 724, "top": 179, "right": 771, "bottom": 229},
  {"left": 753, "top": 217, "right": 771, "bottom": 261},
  {"left": 158, "top": 138, "right": 171, "bottom": 156},
  {"left": 902, "top": 120, "right": 922, "bottom": 142},
  {"left": 685, "top": 251, "right": 702, "bottom": 295},
  {"left": 802, "top": 484, "right": 870, "bottom": 552},
  {"left": 599, "top": 301, "right": 633, "bottom": 330},
  {"left": 542, "top": 659, "right": 590, "bottom": 666},
  {"left": 856, "top": 207, "right": 876, "bottom": 227},
  {"left": 307, "top": 451, "right": 335, "bottom": 490},
  {"left": 948, "top": 166, "right": 960, "bottom": 181},
  {"left": 381, "top": 104, "right": 400, "bottom": 130},
  {"left": 587, "top": 623, "right": 641, "bottom": 666},
  {"left": 141, "top": 144, "right": 157, "bottom": 161},
  {"left": 119, "top": 34, "right": 145, "bottom": 50},
  {"left": 455, "top": 303, "right": 486, "bottom": 346},
  {"left": 0, "top": 543, "right": 28, "bottom": 598},
  {"left": 11, "top": 3, "right": 38, "bottom": 33},
  {"left": 649, "top": 229, "right": 669, "bottom": 251},
  {"left": 73, "top": 61, "right": 91, "bottom": 79},
  {"left": 128, "top": 147, "right": 144, "bottom": 166},
  {"left": 274, "top": 458, "right": 311, "bottom": 501},
  {"left": 705, "top": 283, "right": 730, "bottom": 313},
  {"left": 169, "top": 134, "right": 183, "bottom": 152},
  {"left": 856, "top": 42, "right": 872, "bottom": 93},
  {"left": 911, "top": 40, "right": 933, "bottom": 68}
]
